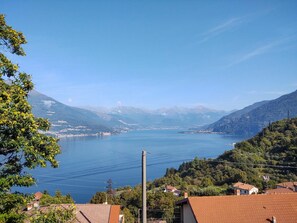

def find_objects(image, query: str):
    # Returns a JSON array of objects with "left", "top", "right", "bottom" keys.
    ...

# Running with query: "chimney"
[
  {"left": 272, "top": 216, "right": 277, "bottom": 223},
  {"left": 234, "top": 189, "right": 240, "bottom": 195},
  {"left": 184, "top": 192, "right": 188, "bottom": 198}
]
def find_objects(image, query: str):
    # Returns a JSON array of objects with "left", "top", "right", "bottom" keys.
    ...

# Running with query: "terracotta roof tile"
[
  {"left": 166, "top": 185, "right": 177, "bottom": 191},
  {"left": 266, "top": 188, "right": 295, "bottom": 194},
  {"left": 25, "top": 203, "right": 120, "bottom": 223},
  {"left": 109, "top": 205, "right": 121, "bottom": 223},
  {"left": 34, "top": 191, "right": 43, "bottom": 200},
  {"left": 233, "top": 182, "right": 256, "bottom": 190},
  {"left": 277, "top": 181, "right": 297, "bottom": 191},
  {"left": 75, "top": 204, "right": 113, "bottom": 223},
  {"left": 186, "top": 194, "right": 297, "bottom": 223}
]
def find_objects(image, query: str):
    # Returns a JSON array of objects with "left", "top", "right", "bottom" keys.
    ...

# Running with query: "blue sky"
[{"left": 1, "top": 0, "right": 297, "bottom": 110}]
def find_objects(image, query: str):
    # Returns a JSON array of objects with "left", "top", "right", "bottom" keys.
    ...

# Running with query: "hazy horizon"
[{"left": 2, "top": 1, "right": 297, "bottom": 110}]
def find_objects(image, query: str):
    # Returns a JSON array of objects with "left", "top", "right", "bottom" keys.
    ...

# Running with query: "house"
[
  {"left": 164, "top": 185, "right": 181, "bottom": 196},
  {"left": 265, "top": 187, "right": 295, "bottom": 194},
  {"left": 277, "top": 181, "right": 297, "bottom": 192},
  {"left": 232, "top": 182, "right": 258, "bottom": 195},
  {"left": 176, "top": 193, "right": 297, "bottom": 223},
  {"left": 75, "top": 204, "right": 122, "bottom": 223},
  {"left": 27, "top": 192, "right": 43, "bottom": 210},
  {"left": 34, "top": 191, "right": 43, "bottom": 201},
  {"left": 25, "top": 203, "right": 123, "bottom": 223}
]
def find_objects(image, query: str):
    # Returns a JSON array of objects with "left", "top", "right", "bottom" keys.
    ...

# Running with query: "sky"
[{"left": 1, "top": 0, "right": 297, "bottom": 110}]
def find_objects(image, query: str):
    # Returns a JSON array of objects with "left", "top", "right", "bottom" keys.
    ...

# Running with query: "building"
[
  {"left": 265, "top": 187, "right": 295, "bottom": 194},
  {"left": 25, "top": 203, "right": 123, "bottom": 223},
  {"left": 277, "top": 181, "right": 297, "bottom": 192},
  {"left": 176, "top": 193, "right": 297, "bottom": 223},
  {"left": 27, "top": 192, "right": 43, "bottom": 210},
  {"left": 232, "top": 182, "right": 258, "bottom": 195},
  {"left": 164, "top": 185, "right": 181, "bottom": 196},
  {"left": 75, "top": 204, "right": 122, "bottom": 223},
  {"left": 34, "top": 191, "right": 43, "bottom": 201}
]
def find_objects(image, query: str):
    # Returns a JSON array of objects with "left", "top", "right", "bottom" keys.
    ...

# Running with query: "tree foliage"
[
  {"left": 39, "top": 191, "right": 74, "bottom": 206},
  {"left": 0, "top": 193, "right": 28, "bottom": 223},
  {"left": 90, "top": 185, "right": 180, "bottom": 223},
  {"left": 0, "top": 14, "right": 60, "bottom": 192},
  {"left": 29, "top": 204, "right": 76, "bottom": 223},
  {"left": 154, "top": 117, "right": 297, "bottom": 194}
]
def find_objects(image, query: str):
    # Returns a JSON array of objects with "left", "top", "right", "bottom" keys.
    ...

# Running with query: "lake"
[{"left": 15, "top": 129, "right": 245, "bottom": 203}]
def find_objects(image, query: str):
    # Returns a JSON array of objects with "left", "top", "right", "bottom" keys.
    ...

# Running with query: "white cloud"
[
  {"left": 227, "top": 36, "right": 296, "bottom": 67},
  {"left": 197, "top": 17, "right": 246, "bottom": 44}
]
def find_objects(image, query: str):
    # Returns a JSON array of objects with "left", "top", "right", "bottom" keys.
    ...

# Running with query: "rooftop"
[
  {"left": 265, "top": 188, "right": 295, "bottom": 194},
  {"left": 75, "top": 204, "right": 120, "bottom": 223},
  {"left": 233, "top": 182, "right": 257, "bottom": 190},
  {"left": 277, "top": 181, "right": 297, "bottom": 191},
  {"left": 34, "top": 191, "right": 43, "bottom": 200},
  {"left": 179, "top": 193, "right": 297, "bottom": 223}
]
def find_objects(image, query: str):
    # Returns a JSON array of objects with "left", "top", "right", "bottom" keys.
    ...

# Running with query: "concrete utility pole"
[{"left": 142, "top": 150, "right": 147, "bottom": 223}]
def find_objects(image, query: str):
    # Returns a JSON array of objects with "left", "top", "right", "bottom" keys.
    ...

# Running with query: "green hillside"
[{"left": 154, "top": 117, "right": 297, "bottom": 193}]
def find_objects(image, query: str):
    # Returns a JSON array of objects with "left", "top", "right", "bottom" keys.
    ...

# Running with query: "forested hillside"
[{"left": 157, "top": 117, "right": 297, "bottom": 193}]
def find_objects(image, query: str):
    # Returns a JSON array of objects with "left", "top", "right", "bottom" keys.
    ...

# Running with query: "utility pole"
[{"left": 142, "top": 150, "right": 147, "bottom": 223}]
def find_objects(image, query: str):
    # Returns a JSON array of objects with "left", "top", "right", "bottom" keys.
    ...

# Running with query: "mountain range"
[
  {"left": 87, "top": 105, "right": 229, "bottom": 129},
  {"left": 28, "top": 90, "right": 229, "bottom": 137},
  {"left": 29, "top": 89, "right": 297, "bottom": 137},
  {"left": 199, "top": 90, "right": 297, "bottom": 136}
]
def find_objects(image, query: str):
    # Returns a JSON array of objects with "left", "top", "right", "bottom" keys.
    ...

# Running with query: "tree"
[
  {"left": 90, "top": 192, "right": 108, "bottom": 204},
  {"left": 106, "top": 179, "right": 114, "bottom": 195},
  {"left": 39, "top": 191, "right": 74, "bottom": 206},
  {"left": 0, "top": 193, "right": 28, "bottom": 223},
  {"left": 30, "top": 204, "right": 76, "bottom": 223},
  {"left": 0, "top": 14, "right": 60, "bottom": 192}
]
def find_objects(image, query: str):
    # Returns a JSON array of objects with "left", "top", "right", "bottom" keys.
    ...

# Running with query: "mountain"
[
  {"left": 28, "top": 90, "right": 113, "bottom": 137},
  {"left": 89, "top": 105, "right": 229, "bottom": 129},
  {"left": 201, "top": 90, "right": 297, "bottom": 136},
  {"left": 28, "top": 91, "right": 229, "bottom": 136}
]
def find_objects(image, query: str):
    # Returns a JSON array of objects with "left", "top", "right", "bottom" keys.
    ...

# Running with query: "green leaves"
[
  {"left": 0, "top": 15, "right": 27, "bottom": 56},
  {"left": 0, "top": 193, "right": 28, "bottom": 223},
  {"left": 0, "top": 14, "right": 61, "bottom": 192}
]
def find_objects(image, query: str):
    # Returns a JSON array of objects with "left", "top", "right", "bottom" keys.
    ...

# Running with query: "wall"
[{"left": 182, "top": 203, "right": 197, "bottom": 223}]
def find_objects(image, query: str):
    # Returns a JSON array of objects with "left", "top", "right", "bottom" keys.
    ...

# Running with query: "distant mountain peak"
[{"left": 29, "top": 90, "right": 230, "bottom": 133}]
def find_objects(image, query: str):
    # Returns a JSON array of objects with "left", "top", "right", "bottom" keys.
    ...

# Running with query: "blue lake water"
[{"left": 15, "top": 129, "right": 245, "bottom": 203}]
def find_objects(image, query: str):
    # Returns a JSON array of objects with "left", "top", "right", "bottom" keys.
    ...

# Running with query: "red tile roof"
[
  {"left": 277, "top": 181, "right": 297, "bottom": 191},
  {"left": 166, "top": 185, "right": 177, "bottom": 191},
  {"left": 75, "top": 204, "right": 120, "bottom": 223},
  {"left": 182, "top": 194, "right": 297, "bottom": 223},
  {"left": 265, "top": 188, "right": 295, "bottom": 194},
  {"left": 34, "top": 191, "right": 43, "bottom": 200},
  {"left": 232, "top": 182, "right": 256, "bottom": 190},
  {"left": 109, "top": 205, "right": 121, "bottom": 223}
]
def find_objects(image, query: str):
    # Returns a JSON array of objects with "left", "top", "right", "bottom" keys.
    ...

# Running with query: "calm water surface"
[{"left": 16, "top": 130, "right": 244, "bottom": 202}]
